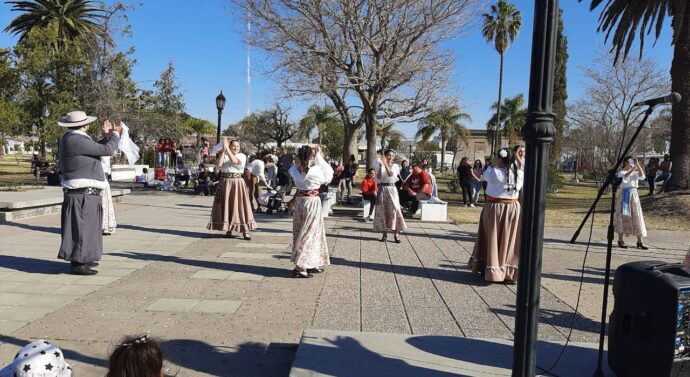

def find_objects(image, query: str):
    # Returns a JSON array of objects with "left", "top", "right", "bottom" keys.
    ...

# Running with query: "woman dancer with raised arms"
[
  {"left": 208, "top": 138, "right": 256, "bottom": 240},
  {"left": 289, "top": 145, "right": 334, "bottom": 278},
  {"left": 373, "top": 149, "right": 407, "bottom": 243}
]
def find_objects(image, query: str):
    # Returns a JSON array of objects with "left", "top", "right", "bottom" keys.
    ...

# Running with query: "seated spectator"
[
  {"left": 106, "top": 334, "right": 166, "bottom": 377},
  {"left": 175, "top": 163, "right": 190, "bottom": 188},
  {"left": 46, "top": 165, "right": 61, "bottom": 186},
  {"left": 195, "top": 164, "right": 211, "bottom": 196},
  {"left": 0, "top": 339, "right": 72, "bottom": 377},
  {"left": 400, "top": 162, "right": 432, "bottom": 214},
  {"left": 154, "top": 166, "right": 166, "bottom": 181},
  {"left": 361, "top": 168, "right": 378, "bottom": 221}
]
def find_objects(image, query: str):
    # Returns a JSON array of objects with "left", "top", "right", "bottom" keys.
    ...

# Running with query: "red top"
[
  {"left": 405, "top": 171, "right": 432, "bottom": 195},
  {"left": 154, "top": 167, "right": 166, "bottom": 180},
  {"left": 361, "top": 177, "right": 378, "bottom": 195}
]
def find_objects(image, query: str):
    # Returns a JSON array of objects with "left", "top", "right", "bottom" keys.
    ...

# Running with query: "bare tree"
[
  {"left": 229, "top": 105, "right": 297, "bottom": 152},
  {"left": 231, "top": 0, "right": 480, "bottom": 168},
  {"left": 565, "top": 52, "right": 669, "bottom": 183}
]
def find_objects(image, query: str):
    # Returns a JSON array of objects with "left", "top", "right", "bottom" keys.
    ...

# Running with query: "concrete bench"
[
  {"left": 362, "top": 199, "right": 376, "bottom": 218},
  {"left": 0, "top": 186, "right": 131, "bottom": 222},
  {"left": 413, "top": 199, "right": 448, "bottom": 222}
]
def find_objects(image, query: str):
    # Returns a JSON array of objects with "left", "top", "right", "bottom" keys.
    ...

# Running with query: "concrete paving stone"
[
  {"left": 219, "top": 252, "right": 287, "bottom": 260},
  {"left": 16, "top": 294, "right": 80, "bottom": 309},
  {"left": 51, "top": 284, "right": 101, "bottom": 296},
  {"left": 4, "top": 282, "right": 64, "bottom": 295},
  {"left": 0, "top": 320, "right": 27, "bottom": 334},
  {"left": 0, "top": 282, "right": 24, "bottom": 292},
  {"left": 0, "top": 306, "right": 54, "bottom": 321},
  {"left": 68, "top": 275, "right": 123, "bottom": 286},
  {"left": 190, "top": 270, "right": 233, "bottom": 280},
  {"left": 145, "top": 298, "right": 199, "bottom": 312},
  {"left": 189, "top": 299, "right": 243, "bottom": 314},
  {"left": 94, "top": 268, "right": 137, "bottom": 277},
  {"left": 234, "top": 242, "right": 290, "bottom": 250},
  {"left": 227, "top": 272, "right": 264, "bottom": 281},
  {"left": 0, "top": 293, "right": 29, "bottom": 306}
]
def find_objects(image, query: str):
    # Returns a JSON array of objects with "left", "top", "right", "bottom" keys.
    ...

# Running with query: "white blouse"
[
  {"left": 482, "top": 166, "right": 524, "bottom": 199},
  {"left": 618, "top": 169, "right": 646, "bottom": 189},
  {"left": 376, "top": 161, "right": 400, "bottom": 184},
  {"left": 289, "top": 153, "right": 334, "bottom": 190},
  {"left": 219, "top": 152, "right": 247, "bottom": 173}
]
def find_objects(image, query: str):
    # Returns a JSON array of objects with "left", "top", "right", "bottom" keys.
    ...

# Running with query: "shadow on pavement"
[
  {"left": 492, "top": 304, "right": 600, "bottom": 334},
  {"left": 117, "top": 224, "right": 213, "bottom": 239},
  {"left": 0, "top": 335, "right": 105, "bottom": 368},
  {"left": 0, "top": 255, "right": 68, "bottom": 273},
  {"left": 2, "top": 222, "right": 61, "bottom": 234},
  {"left": 162, "top": 339, "right": 295, "bottom": 377}
]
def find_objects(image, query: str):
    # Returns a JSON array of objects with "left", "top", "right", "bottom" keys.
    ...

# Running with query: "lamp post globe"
[{"left": 216, "top": 90, "right": 226, "bottom": 143}]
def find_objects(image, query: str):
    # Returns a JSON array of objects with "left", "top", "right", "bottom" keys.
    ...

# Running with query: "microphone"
[{"left": 633, "top": 92, "right": 681, "bottom": 107}]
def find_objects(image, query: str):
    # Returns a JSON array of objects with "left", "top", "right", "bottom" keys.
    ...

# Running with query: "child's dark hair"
[
  {"left": 107, "top": 335, "right": 164, "bottom": 377},
  {"left": 367, "top": 168, "right": 375, "bottom": 174}
]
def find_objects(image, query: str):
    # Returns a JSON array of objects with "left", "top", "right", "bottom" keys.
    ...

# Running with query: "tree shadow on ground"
[
  {"left": 0, "top": 335, "right": 105, "bottom": 368},
  {"left": 0, "top": 255, "right": 68, "bottom": 273},
  {"left": 492, "top": 304, "right": 600, "bottom": 334},
  {"left": 2, "top": 221, "right": 61, "bottom": 234},
  {"left": 162, "top": 339, "right": 295, "bottom": 377}
]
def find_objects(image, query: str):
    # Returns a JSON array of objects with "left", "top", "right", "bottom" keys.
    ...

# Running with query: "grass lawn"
[
  {"left": 0, "top": 154, "right": 45, "bottom": 188},
  {"left": 438, "top": 176, "right": 690, "bottom": 232}
]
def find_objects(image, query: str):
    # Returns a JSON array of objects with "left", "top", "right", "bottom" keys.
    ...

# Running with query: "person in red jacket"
[
  {"left": 402, "top": 162, "right": 432, "bottom": 214},
  {"left": 361, "top": 168, "right": 378, "bottom": 221}
]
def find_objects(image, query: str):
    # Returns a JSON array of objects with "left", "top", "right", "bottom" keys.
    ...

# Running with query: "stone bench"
[
  {"left": 0, "top": 186, "right": 131, "bottom": 222},
  {"left": 413, "top": 199, "right": 448, "bottom": 222},
  {"left": 362, "top": 199, "right": 376, "bottom": 219}
]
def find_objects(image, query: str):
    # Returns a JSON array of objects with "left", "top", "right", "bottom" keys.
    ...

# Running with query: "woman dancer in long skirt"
[
  {"left": 614, "top": 156, "right": 648, "bottom": 250},
  {"left": 373, "top": 149, "right": 407, "bottom": 243},
  {"left": 208, "top": 138, "right": 256, "bottom": 240},
  {"left": 289, "top": 145, "right": 334, "bottom": 278},
  {"left": 468, "top": 147, "right": 524, "bottom": 283}
]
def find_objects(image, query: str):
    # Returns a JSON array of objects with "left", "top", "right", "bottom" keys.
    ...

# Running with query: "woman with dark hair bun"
[
  {"left": 106, "top": 335, "right": 167, "bottom": 377},
  {"left": 468, "top": 147, "right": 524, "bottom": 283},
  {"left": 289, "top": 145, "right": 334, "bottom": 278}
]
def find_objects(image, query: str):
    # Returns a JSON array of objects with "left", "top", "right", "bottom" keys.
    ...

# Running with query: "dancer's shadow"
[
  {"left": 117, "top": 224, "right": 212, "bottom": 239},
  {"left": 1, "top": 222, "right": 61, "bottom": 235},
  {"left": 0, "top": 255, "right": 68, "bottom": 273}
]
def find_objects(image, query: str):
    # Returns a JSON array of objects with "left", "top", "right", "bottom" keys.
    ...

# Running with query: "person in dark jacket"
[{"left": 57, "top": 111, "right": 121, "bottom": 275}]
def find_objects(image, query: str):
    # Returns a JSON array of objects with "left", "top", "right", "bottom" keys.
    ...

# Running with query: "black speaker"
[{"left": 609, "top": 261, "right": 690, "bottom": 376}]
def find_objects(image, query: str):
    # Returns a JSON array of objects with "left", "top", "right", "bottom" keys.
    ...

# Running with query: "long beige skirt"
[
  {"left": 614, "top": 188, "right": 647, "bottom": 238},
  {"left": 292, "top": 196, "right": 330, "bottom": 269},
  {"left": 373, "top": 186, "right": 407, "bottom": 233},
  {"left": 468, "top": 202, "right": 521, "bottom": 282},
  {"left": 208, "top": 177, "right": 257, "bottom": 233}
]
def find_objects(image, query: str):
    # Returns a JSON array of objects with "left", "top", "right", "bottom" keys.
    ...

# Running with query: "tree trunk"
[
  {"left": 440, "top": 134, "right": 445, "bottom": 172},
  {"left": 493, "top": 52, "right": 505, "bottom": 155},
  {"left": 668, "top": 10, "right": 690, "bottom": 191},
  {"left": 342, "top": 123, "right": 360, "bottom": 164},
  {"left": 365, "top": 111, "right": 377, "bottom": 170}
]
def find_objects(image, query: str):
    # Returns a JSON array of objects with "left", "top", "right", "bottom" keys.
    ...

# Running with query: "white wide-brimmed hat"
[
  {"left": 57, "top": 111, "right": 97, "bottom": 128},
  {"left": 0, "top": 340, "right": 72, "bottom": 377}
]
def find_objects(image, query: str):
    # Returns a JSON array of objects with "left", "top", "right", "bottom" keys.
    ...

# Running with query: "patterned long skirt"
[
  {"left": 373, "top": 186, "right": 407, "bottom": 233},
  {"left": 468, "top": 202, "right": 521, "bottom": 282},
  {"left": 101, "top": 181, "right": 117, "bottom": 234},
  {"left": 208, "top": 177, "right": 257, "bottom": 233},
  {"left": 292, "top": 196, "right": 330, "bottom": 269},
  {"left": 614, "top": 188, "right": 647, "bottom": 238}
]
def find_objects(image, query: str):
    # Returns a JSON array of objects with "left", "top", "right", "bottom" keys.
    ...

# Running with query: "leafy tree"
[
  {"left": 376, "top": 122, "right": 404, "bottom": 152},
  {"left": 583, "top": 0, "right": 690, "bottom": 190},
  {"left": 416, "top": 104, "right": 471, "bottom": 172},
  {"left": 153, "top": 60, "right": 185, "bottom": 115},
  {"left": 298, "top": 104, "right": 340, "bottom": 145},
  {"left": 487, "top": 94, "right": 527, "bottom": 147},
  {"left": 4, "top": 0, "right": 106, "bottom": 51},
  {"left": 482, "top": 0, "right": 522, "bottom": 155},
  {"left": 551, "top": 8, "right": 568, "bottom": 166},
  {"left": 319, "top": 117, "right": 344, "bottom": 161}
]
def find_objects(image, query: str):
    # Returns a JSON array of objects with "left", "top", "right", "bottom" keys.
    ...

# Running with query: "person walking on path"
[
  {"left": 457, "top": 157, "right": 474, "bottom": 207},
  {"left": 471, "top": 159, "right": 483, "bottom": 205},
  {"left": 373, "top": 149, "right": 407, "bottom": 243},
  {"left": 645, "top": 157, "right": 659, "bottom": 196},
  {"left": 615, "top": 156, "right": 648, "bottom": 250},
  {"left": 361, "top": 168, "right": 378, "bottom": 222},
  {"left": 57, "top": 111, "right": 121, "bottom": 276},
  {"left": 656, "top": 154, "right": 672, "bottom": 193},
  {"left": 468, "top": 147, "right": 524, "bottom": 283},
  {"left": 289, "top": 145, "right": 334, "bottom": 278},
  {"left": 208, "top": 138, "right": 256, "bottom": 240}
]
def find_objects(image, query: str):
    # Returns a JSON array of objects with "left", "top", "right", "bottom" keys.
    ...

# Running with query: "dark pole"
[
  {"left": 512, "top": 0, "right": 558, "bottom": 376},
  {"left": 216, "top": 109, "right": 222, "bottom": 144}
]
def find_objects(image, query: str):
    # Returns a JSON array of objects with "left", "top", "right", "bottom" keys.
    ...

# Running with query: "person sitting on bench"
[{"left": 400, "top": 162, "right": 431, "bottom": 214}]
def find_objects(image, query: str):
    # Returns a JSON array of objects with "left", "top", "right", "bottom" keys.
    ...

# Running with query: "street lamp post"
[
  {"left": 216, "top": 90, "right": 226, "bottom": 144},
  {"left": 512, "top": 0, "right": 558, "bottom": 376}
]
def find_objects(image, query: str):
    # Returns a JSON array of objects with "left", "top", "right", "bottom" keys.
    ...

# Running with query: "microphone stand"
[{"left": 568, "top": 106, "right": 655, "bottom": 377}]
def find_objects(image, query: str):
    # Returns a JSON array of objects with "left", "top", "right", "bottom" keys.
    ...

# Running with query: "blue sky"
[{"left": 0, "top": 0, "right": 675, "bottom": 138}]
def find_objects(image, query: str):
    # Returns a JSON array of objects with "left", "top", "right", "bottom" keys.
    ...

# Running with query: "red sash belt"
[{"left": 296, "top": 189, "right": 320, "bottom": 197}]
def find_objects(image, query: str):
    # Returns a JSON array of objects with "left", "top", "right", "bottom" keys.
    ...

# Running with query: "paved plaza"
[{"left": 0, "top": 190, "right": 688, "bottom": 376}]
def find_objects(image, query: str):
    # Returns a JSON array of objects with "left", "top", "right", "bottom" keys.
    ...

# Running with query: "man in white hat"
[{"left": 57, "top": 111, "right": 121, "bottom": 275}]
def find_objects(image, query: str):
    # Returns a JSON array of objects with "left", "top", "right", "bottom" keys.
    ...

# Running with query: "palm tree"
[
  {"left": 486, "top": 94, "right": 527, "bottom": 147},
  {"left": 482, "top": 0, "right": 522, "bottom": 155},
  {"left": 298, "top": 104, "right": 340, "bottom": 144},
  {"left": 584, "top": 0, "right": 689, "bottom": 191},
  {"left": 416, "top": 105, "right": 471, "bottom": 172},
  {"left": 4, "top": 0, "right": 106, "bottom": 51},
  {"left": 376, "top": 122, "right": 404, "bottom": 151}
]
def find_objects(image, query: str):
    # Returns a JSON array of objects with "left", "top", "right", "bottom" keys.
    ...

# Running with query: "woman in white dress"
[
  {"left": 614, "top": 156, "right": 648, "bottom": 250},
  {"left": 469, "top": 147, "right": 524, "bottom": 283},
  {"left": 289, "top": 145, "right": 334, "bottom": 278},
  {"left": 207, "top": 138, "right": 256, "bottom": 240},
  {"left": 373, "top": 149, "right": 407, "bottom": 243}
]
